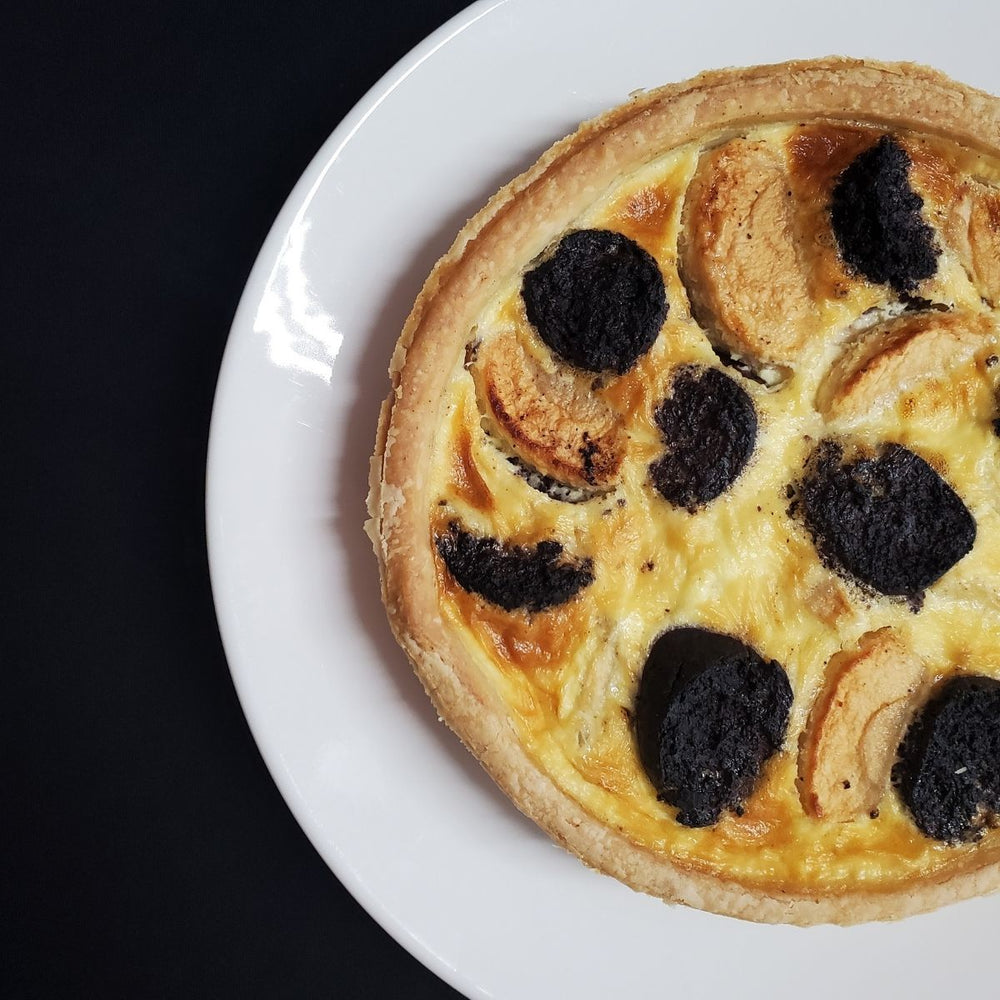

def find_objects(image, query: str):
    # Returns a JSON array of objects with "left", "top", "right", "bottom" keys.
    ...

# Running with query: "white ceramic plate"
[{"left": 207, "top": 1, "right": 1000, "bottom": 996}]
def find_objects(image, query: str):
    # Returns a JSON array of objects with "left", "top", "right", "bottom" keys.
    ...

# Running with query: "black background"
[{"left": 6, "top": 3, "right": 473, "bottom": 997}]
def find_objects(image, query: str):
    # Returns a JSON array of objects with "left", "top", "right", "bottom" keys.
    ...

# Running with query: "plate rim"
[
  {"left": 206, "top": 2, "right": 509, "bottom": 996},
  {"left": 204, "top": 1, "right": 1000, "bottom": 996}
]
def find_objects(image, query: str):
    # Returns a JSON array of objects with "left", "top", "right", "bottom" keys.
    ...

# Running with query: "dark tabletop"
[{"left": 6, "top": 3, "right": 473, "bottom": 997}]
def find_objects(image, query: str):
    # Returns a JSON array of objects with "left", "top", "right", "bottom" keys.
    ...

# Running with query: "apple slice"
[
  {"left": 800, "top": 628, "right": 924, "bottom": 822},
  {"left": 478, "top": 329, "right": 624, "bottom": 490},
  {"left": 681, "top": 138, "right": 814, "bottom": 369}
]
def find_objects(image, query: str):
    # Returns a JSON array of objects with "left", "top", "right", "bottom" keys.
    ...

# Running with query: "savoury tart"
[{"left": 367, "top": 58, "right": 1000, "bottom": 924}]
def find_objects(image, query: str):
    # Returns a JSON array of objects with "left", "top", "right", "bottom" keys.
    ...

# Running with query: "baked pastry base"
[{"left": 368, "top": 58, "right": 1000, "bottom": 924}]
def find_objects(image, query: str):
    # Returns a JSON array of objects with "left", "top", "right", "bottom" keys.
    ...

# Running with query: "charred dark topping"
[
  {"left": 521, "top": 229, "right": 668, "bottom": 374},
  {"left": 649, "top": 366, "right": 757, "bottom": 511},
  {"left": 797, "top": 441, "right": 975, "bottom": 598},
  {"left": 505, "top": 456, "right": 596, "bottom": 504},
  {"left": 712, "top": 345, "right": 769, "bottom": 386},
  {"left": 893, "top": 675, "right": 1000, "bottom": 843},
  {"left": 464, "top": 338, "right": 481, "bottom": 367},
  {"left": 435, "top": 522, "right": 594, "bottom": 611},
  {"left": 635, "top": 627, "right": 792, "bottom": 827},
  {"left": 830, "top": 135, "right": 940, "bottom": 294},
  {"left": 901, "top": 294, "right": 950, "bottom": 313}
]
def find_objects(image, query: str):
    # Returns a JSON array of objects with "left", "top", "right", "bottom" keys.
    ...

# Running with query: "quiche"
[{"left": 366, "top": 58, "right": 1000, "bottom": 924}]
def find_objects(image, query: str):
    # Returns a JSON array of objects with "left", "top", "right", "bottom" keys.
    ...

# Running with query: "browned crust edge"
[{"left": 366, "top": 57, "right": 1000, "bottom": 925}]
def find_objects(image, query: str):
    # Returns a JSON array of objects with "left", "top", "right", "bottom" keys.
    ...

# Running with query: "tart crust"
[{"left": 367, "top": 58, "right": 1000, "bottom": 924}]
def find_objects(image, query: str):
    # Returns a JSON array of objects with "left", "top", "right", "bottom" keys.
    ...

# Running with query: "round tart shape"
[{"left": 367, "top": 59, "right": 1000, "bottom": 924}]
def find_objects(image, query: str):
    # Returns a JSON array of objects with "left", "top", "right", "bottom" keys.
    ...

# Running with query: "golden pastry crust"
[{"left": 367, "top": 58, "right": 1000, "bottom": 924}]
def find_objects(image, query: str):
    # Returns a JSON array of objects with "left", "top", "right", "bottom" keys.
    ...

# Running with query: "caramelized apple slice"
[
  {"left": 479, "top": 330, "right": 624, "bottom": 489},
  {"left": 817, "top": 310, "right": 995, "bottom": 421},
  {"left": 681, "top": 139, "right": 814, "bottom": 368},
  {"left": 800, "top": 628, "right": 924, "bottom": 822},
  {"left": 944, "top": 178, "right": 1000, "bottom": 306}
]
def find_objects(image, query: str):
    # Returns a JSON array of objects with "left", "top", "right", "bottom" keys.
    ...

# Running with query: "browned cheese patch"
[
  {"left": 605, "top": 182, "right": 677, "bottom": 257},
  {"left": 799, "top": 628, "right": 925, "bottom": 822},
  {"left": 711, "top": 755, "right": 800, "bottom": 848},
  {"left": 450, "top": 402, "right": 495, "bottom": 512},
  {"left": 804, "top": 578, "right": 854, "bottom": 626},
  {"left": 906, "top": 138, "right": 962, "bottom": 219},
  {"left": 440, "top": 571, "right": 591, "bottom": 691}
]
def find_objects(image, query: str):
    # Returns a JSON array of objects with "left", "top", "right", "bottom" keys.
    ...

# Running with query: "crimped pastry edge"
[{"left": 366, "top": 57, "right": 1000, "bottom": 925}]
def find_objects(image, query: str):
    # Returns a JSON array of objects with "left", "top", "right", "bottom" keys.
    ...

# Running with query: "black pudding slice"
[
  {"left": 893, "top": 676, "right": 1000, "bottom": 843},
  {"left": 521, "top": 229, "right": 667, "bottom": 374},
  {"left": 830, "top": 134, "right": 940, "bottom": 294},
  {"left": 649, "top": 366, "right": 757, "bottom": 511},
  {"left": 799, "top": 441, "right": 975, "bottom": 597},
  {"left": 635, "top": 628, "right": 792, "bottom": 828},
  {"left": 435, "top": 522, "right": 593, "bottom": 612}
]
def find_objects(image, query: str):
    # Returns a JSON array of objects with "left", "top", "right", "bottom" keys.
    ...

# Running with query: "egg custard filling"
[{"left": 369, "top": 60, "right": 1000, "bottom": 923}]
